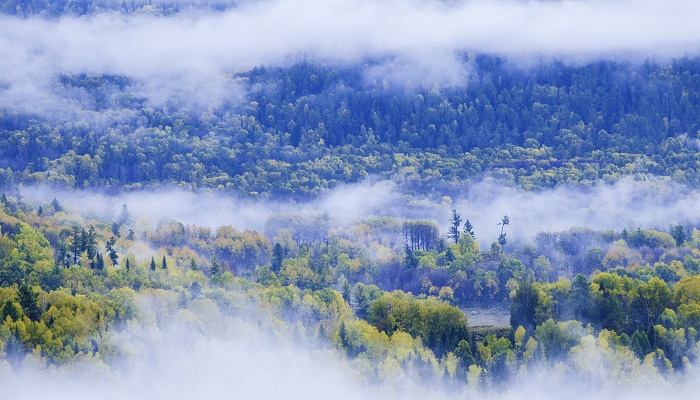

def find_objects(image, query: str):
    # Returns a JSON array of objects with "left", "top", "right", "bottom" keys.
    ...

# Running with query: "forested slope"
[
  {"left": 2, "top": 0, "right": 700, "bottom": 390},
  {"left": 2, "top": 57, "right": 700, "bottom": 198},
  {"left": 2, "top": 192, "right": 700, "bottom": 385}
]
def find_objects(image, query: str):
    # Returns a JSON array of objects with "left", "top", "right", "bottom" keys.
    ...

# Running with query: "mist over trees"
[
  {"left": 2, "top": 0, "right": 700, "bottom": 394},
  {"left": 2, "top": 190, "right": 700, "bottom": 388}
]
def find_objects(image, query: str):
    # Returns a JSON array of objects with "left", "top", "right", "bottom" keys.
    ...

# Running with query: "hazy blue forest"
[{"left": 2, "top": 0, "right": 700, "bottom": 398}]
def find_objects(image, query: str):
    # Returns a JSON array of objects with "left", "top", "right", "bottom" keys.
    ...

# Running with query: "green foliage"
[
  {"left": 368, "top": 291, "right": 469, "bottom": 357},
  {"left": 510, "top": 280, "right": 539, "bottom": 330},
  {"left": 1, "top": 182, "right": 700, "bottom": 381},
  {"left": 535, "top": 319, "right": 583, "bottom": 361},
  {"left": 448, "top": 209, "right": 462, "bottom": 244}
]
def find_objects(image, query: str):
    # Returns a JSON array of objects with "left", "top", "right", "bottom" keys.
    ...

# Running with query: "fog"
[
  {"left": 0, "top": 297, "right": 698, "bottom": 400},
  {"left": 19, "top": 176, "right": 700, "bottom": 248},
  {"left": 454, "top": 177, "right": 700, "bottom": 247},
  {"left": 2, "top": 0, "right": 700, "bottom": 114},
  {"left": 0, "top": 303, "right": 384, "bottom": 399}
]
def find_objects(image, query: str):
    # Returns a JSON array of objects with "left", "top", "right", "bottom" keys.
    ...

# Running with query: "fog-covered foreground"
[
  {"left": 0, "top": 277, "right": 693, "bottom": 400},
  {"left": 0, "top": 307, "right": 696, "bottom": 400}
]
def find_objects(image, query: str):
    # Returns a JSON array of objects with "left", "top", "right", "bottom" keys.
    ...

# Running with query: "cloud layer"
[
  {"left": 2, "top": 0, "right": 700, "bottom": 114},
  {"left": 19, "top": 176, "right": 700, "bottom": 248}
]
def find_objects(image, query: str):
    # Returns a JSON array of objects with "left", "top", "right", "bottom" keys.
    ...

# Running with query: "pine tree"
[
  {"left": 71, "top": 225, "right": 81, "bottom": 265},
  {"left": 150, "top": 256, "right": 157, "bottom": 271},
  {"left": 95, "top": 253, "right": 105, "bottom": 270},
  {"left": 497, "top": 215, "right": 509, "bottom": 250},
  {"left": 1, "top": 299, "right": 21, "bottom": 321},
  {"left": 18, "top": 284, "right": 41, "bottom": 321},
  {"left": 86, "top": 225, "right": 97, "bottom": 260},
  {"left": 447, "top": 209, "right": 462, "bottom": 244},
  {"left": 463, "top": 219, "right": 475, "bottom": 239},
  {"left": 51, "top": 197, "right": 62, "bottom": 212},
  {"left": 118, "top": 204, "right": 131, "bottom": 226},
  {"left": 271, "top": 243, "right": 284, "bottom": 272},
  {"left": 105, "top": 237, "right": 118, "bottom": 266},
  {"left": 162, "top": 255, "right": 167, "bottom": 270},
  {"left": 111, "top": 222, "right": 121, "bottom": 238},
  {"left": 210, "top": 256, "right": 221, "bottom": 276},
  {"left": 671, "top": 224, "right": 686, "bottom": 246},
  {"left": 339, "top": 321, "right": 350, "bottom": 350}
]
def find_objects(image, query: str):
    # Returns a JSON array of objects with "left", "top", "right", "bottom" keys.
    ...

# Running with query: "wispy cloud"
[
  {"left": 19, "top": 176, "right": 700, "bottom": 247},
  {"left": 1, "top": 0, "right": 700, "bottom": 115}
]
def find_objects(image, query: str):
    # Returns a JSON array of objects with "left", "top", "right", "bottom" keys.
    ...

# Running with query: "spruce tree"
[
  {"left": 447, "top": 209, "right": 462, "bottom": 244},
  {"left": 18, "top": 284, "right": 41, "bottom": 321}
]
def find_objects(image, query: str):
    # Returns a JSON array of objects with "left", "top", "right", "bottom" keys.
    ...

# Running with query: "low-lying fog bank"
[{"left": 19, "top": 176, "right": 700, "bottom": 247}]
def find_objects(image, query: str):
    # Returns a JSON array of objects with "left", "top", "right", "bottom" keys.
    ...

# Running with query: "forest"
[
  {"left": 2, "top": 0, "right": 700, "bottom": 396},
  {"left": 1, "top": 187, "right": 700, "bottom": 387},
  {"left": 2, "top": 56, "right": 700, "bottom": 199}
]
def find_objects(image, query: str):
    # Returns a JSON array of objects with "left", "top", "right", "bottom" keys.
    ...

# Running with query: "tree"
[
  {"left": 4, "top": 330, "right": 27, "bottom": 370},
  {"left": 51, "top": 197, "right": 62, "bottom": 212},
  {"left": 342, "top": 279, "right": 351, "bottom": 303},
  {"left": 498, "top": 232, "right": 507, "bottom": 248},
  {"left": 671, "top": 224, "right": 686, "bottom": 246},
  {"left": 535, "top": 319, "right": 582, "bottom": 361},
  {"left": 463, "top": 219, "right": 475, "bottom": 240},
  {"left": 271, "top": 243, "right": 284, "bottom": 272},
  {"left": 631, "top": 277, "right": 672, "bottom": 329},
  {"left": 111, "top": 222, "right": 121, "bottom": 238},
  {"left": 498, "top": 258, "right": 525, "bottom": 295},
  {"left": 402, "top": 220, "right": 440, "bottom": 251},
  {"left": 105, "top": 237, "right": 118, "bottom": 266},
  {"left": 571, "top": 274, "right": 592, "bottom": 322},
  {"left": 95, "top": 253, "right": 105, "bottom": 270},
  {"left": 1, "top": 299, "right": 21, "bottom": 321},
  {"left": 496, "top": 215, "right": 509, "bottom": 248},
  {"left": 118, "top": 204, "right": 131, "bottom": 226},
  {"left": 162, "top": 255, "right": 167, "bottom": 270},
  {"left": 339, "top": 321, "right": 350, "bottom": 350},
  {"left": 404, "top": 245, "right": 419, "bottom": 269},
  {"left": 454, "top": 339, "right": 475, "bottom": 369},
  {"left": 70, "top": 225, "right": 81, "bottom": 265},
  {"left": 150, "top": 256, "right": 157, "bottom": 271},
  {"left": 18, "top": 284, "right": 41, "bottom": 321},
  {"left": 210, "top": 256, "right": 221, "bottom": 277},
  {"left": 448, "top": 209, "right": 462, "bottom": 244},
  {"left": 630, "top": 330, "right": 651, "bottom": 358},
  {"left": 86, "top": 225, "right": 97, "bottom": 259},
  {"left": 510, "top": 280, "right": 539, "bottom": 330}
]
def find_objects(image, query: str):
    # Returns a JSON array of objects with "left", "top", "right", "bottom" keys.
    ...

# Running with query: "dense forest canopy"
[
  {"left": 2, "top": 56, "right": 700, "bottom": 198},
  {"left": 2, "top": 0, "right": 700, "bottom": 397}
]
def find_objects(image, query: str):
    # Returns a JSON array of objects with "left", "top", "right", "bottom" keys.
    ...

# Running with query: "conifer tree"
[
  {"left": 447, "top": 209, "right": 462, "bottom": 244},
  {"left": 105, "top": 237, "right": 118, "bottom": 266},
  {"left": 18, "top": 284, "right": 41, "bottom": 321}
]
